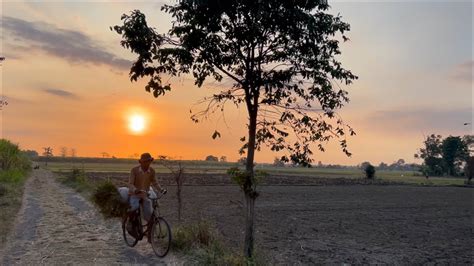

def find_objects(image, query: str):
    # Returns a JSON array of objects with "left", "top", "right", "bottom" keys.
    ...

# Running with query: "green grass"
[
  {"left": 56, "top": 167, "right": 94, "bottom": 194},
  {"left": 0, "top": 169, "right": 30, "bottom": 249},
  {"left": 0, "top": 169, "right": 30, "bottom": 184}
]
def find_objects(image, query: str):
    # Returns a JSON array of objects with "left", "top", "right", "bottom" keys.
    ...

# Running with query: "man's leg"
[
  {"left": 143, "top": 198, "right": 153, "bottom": 223},
  {"left": 143, "top": 199, "right": 153, "bottom": 243}
]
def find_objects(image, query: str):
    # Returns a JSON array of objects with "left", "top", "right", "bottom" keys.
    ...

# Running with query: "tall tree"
[
  {"left": 42, "top": 147, "right": 53, "bottom": 166},
  {"left": 60, "top": 146, "right": 68, "bottom": 158},
  {"left": 441, "top": 136, "right": 469, "bottom": 176},
  {"left": 112, "top": 0, "right": 357, "bottom": 257},
  {"left": 70, "top": 148, "right": 77, "bottom": 158},
  {"left": 415, "top": 134, "right": 444, "bottom": 176}
]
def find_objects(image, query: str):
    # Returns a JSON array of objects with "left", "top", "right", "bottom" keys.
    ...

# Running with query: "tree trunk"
[
  {"left": 177, "top": 185, "right": 182, "bottom": 221},
  {"left": 244, "top": 105, "right": 258, "bottom": 258},
  {"left": 244, "top": 192, "right": 256, "bottom": 257}
]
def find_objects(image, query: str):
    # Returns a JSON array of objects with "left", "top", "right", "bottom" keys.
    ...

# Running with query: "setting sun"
[{"left": 128, "top": 114, "right": 146, "bottom": 134}]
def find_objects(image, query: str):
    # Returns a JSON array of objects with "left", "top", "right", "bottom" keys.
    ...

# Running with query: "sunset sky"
[{"left": 1, "top": 0, "right": 472, "bottom": 165}]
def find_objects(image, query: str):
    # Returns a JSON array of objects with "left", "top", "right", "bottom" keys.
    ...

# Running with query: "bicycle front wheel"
[{"left": 150, "top": 217, "right": 171, "bottom": 257}]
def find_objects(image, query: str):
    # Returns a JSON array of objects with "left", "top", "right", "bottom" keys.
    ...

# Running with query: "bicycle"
[{"left": 122, "top": 189, "right": 172, "bottom": 257}]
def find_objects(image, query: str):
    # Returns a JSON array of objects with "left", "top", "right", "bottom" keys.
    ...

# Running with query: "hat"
[{"left": 139, "top": 153, "right": 154, "bottom": 162}]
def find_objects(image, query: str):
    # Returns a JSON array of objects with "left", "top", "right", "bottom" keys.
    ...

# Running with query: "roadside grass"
[
  {"left": 172, "top": 221, "right": 267, "bottom": 265},
  {"left": 55, "top": 167, "right": 95, "bottom": 197},
  {"left": 0, "top": 169, "right": 30, "bottom": 249}
]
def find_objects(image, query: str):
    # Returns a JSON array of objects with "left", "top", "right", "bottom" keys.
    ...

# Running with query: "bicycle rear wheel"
[
  {"left": 150, "top": 217, "right": 171, "bottom": 257},
  {"left": 122, "top": 214, "right": 140, "bottom": 247}
]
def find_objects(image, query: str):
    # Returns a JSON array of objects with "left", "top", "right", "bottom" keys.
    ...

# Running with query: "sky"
[{"left": 0, "top": 0, "right": 472, "bottom": 165}]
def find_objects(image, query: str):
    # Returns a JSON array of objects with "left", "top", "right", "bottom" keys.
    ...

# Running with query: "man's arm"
[{"left": 128, "top": 168, "right": 137, "bottom": 194}]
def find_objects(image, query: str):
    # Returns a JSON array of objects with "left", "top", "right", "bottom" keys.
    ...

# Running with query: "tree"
[
  {"left": 42, "top": 147, "right": 53, "bottom": 166},
  {"left": 238, "top": 157, "right": 247, "bottom": 165},
  {"left": 205, "top": 155, "right": 219, "bottom": 162},
  {"left": 23, "top": 150, "right": 39, "bottom": 159},
  {"left": 220, "top": 156, "right": 227, "bottom": 162},
  {"left": 415, "top": 134, "right": 444, "bottom": 176},
  {"left": 465, "top": 156, "right": 474, "bottom": 184},
  {"left": 364, "top": 163, "right": 375, "bottom": 179},
  {"left": 378, "top": 162, "right": 388, "bottom": 170},
  {"left": 60, "top": 146, "right": 68, "bottom": 158},
  {"left": 157, "top": 155, "right": 186, "bottom": 221},
  {"left": 101, "top": 152, "right": 110, "bottom": 158},
  {"left": 441, "top": 136, "right": 468, "bottom": 176},
  {"left": 70, "top": 148, "right": 77, "bottom": 158},
  {"left": 112, "top": 0, "right": 357, "bottom": 257},
  {"left": 273, "top": 157, "right": 285, "bottom": 167},
  {"left": 462, "top": 135, "right": 474, "bottom": 155},
  {"left": 359, "top": 161, "right": 371, "bottom": 170}
]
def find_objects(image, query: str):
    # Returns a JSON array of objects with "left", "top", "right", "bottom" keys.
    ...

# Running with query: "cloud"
[
  {"left": 450, "top": 60, "right": 472, "bottom": 83},
  {"left": 367, "top": 107, "right": 472, "bottom": 134},
  {"left": 2, "top": 16, "right": 132, "bottom": 70},
  {"left": 43, "top": 89, "right": 79, "bottom": 99}
]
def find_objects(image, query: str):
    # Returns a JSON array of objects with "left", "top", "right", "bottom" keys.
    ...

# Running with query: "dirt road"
[{"left": 0, "top": 169, "right": 178, "bottom": 265}]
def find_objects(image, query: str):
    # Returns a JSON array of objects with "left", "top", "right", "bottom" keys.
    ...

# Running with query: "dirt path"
[{"left": 0, "top": 169, "right": 180, "bottom": 265}]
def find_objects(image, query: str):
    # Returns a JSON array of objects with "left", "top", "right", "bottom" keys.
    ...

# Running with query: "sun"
[{"left": 128, "top": 114, "right": 146, "bottom": 134}]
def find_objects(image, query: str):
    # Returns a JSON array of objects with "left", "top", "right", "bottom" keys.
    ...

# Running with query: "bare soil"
[
  {"left": 106, "top": 173, "right": 471, "bottom": 265},
  {"left": 0, "top": 169, "right": 180, "bottom": 265},
  {"left": 2, "top": 170, "right": 472, "bottom": 264}
]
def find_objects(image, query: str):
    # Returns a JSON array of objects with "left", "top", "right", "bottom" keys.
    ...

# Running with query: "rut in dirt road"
[{"left": 0, "top": 169, "right": 178, "bottom": 265}]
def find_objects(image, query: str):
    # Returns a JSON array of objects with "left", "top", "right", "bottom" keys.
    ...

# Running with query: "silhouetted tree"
[
  {"left": 112, "top": 0, "right": 357, "bottom": 257},
  {"left": 157, "top": 155, "right": 186, "bottom": 221},
  {"left": 273, "top": 157, "right": 285, "bottom": 167},
  {"left": 23, "top": 150, "right": 39, "bottom": 159},
  {"left": 220, "top": 156, "right": 227, "bottom": 162},
  {"left": 70, "top": 148, "right": 77, "bottom": 158},
  {"left": 42, "top": 147, "right": 53, "bottom": 166},
  {"left": 378, "top": 162, "right": 388, "bottom": 170},
  {"left": 359, "top": 161, "right": 371, "bottom": 170},
  {"left": 364, "top": 163, "right": 375, "bottom": 179},
  {"left": 238, "top": 157, "right": 247, "bottom": 165},
  {"left": 60, "top": 146, "right": 67, "bottom": 158},
  {"left": 465, "top": 156, "right": 474, "bottom": 184},
  {"left": 442, "top": 136, "right": 468, "bottom": 176},
  {"left": 205, "top": 155, "right": 219, "bottom": 162},
  {"left": 415, "top": 134, "right": 444, "bottom": 176}
]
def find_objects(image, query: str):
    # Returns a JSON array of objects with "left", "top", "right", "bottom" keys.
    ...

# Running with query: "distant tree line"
[{"left": 415, "top": 134, "right": 473, "bottom": 177}]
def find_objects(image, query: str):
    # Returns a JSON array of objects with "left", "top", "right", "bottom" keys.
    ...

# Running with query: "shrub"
[
  {"left": 91, "top": 180, "right": 128, "bottom": 218},
  {"left": 172, "top": 221, "right": 268, "bottom": 265},
  {"left": 0, "top": 139, "right": 31, "bottom": 171},
  {"left": 364, "top": 164, "right": 376, "bottom": 179},
  {"left": 172, "top": 221, "right": 214, "bottom": 251}
]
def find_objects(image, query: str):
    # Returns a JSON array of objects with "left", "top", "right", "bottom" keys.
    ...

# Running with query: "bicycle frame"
[{"left": 131, "top": 193, "right": 165, "bottom": 239}]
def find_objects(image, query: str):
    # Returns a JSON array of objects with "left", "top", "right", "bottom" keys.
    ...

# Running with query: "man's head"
[{"left": 139, "top": 152, "right": 154, "bottom": 169}]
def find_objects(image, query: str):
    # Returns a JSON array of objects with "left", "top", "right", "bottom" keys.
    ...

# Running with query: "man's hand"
[{"left": 160, "top": 188, "right": 167, "bottom": 195}]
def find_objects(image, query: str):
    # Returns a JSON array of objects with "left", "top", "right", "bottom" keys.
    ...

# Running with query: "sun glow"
[{"left": 128, "top": 114, "right": 146, "bottom": 134}]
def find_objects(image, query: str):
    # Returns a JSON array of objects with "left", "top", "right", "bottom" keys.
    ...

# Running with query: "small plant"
[
  {"left": 91, "top": 180, "right": 128, "bottom": 218},
  {"left": 172, "top": 221, "right": 267, "bottom": 265},
  {"left": 172, "top": 221, "right": 214, "bottom": 251},
  {"left": 61, "top": 167, "right": 91, "bottom": 192},
  {"left": 364, "top": 164, "right": 376, "bottom": 179}
]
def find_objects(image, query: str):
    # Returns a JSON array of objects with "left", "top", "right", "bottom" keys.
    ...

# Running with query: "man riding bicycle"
[{"left": 128, "top": 153, "right": 166, "bottom": 242}]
